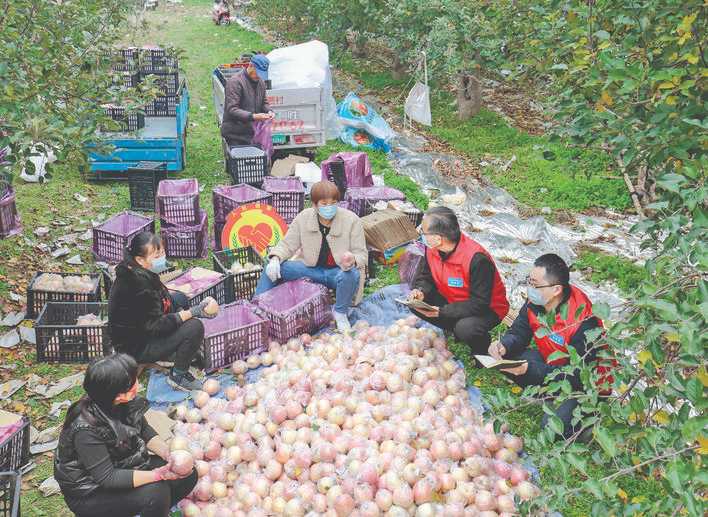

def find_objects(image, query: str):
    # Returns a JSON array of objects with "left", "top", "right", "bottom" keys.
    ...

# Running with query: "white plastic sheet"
[{"left": 404, "top": 82, "right": 432, "bottom": 126}]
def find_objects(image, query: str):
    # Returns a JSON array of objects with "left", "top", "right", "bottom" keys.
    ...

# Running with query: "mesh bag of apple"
[{"left": 167, "top": 316, "right": 540, "bottom": 516}]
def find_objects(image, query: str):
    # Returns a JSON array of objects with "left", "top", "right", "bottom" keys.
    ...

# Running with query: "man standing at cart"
[
  {"left": 408, "top": 206, "right": 510, "bottom": 354},
  {"left": 221, "top": 54, "right": 275, "bottom": 147}
]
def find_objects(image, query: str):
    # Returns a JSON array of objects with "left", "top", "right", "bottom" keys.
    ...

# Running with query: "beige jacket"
[{"left": 269, "top": 207, "right": 368, "bottom": 305}]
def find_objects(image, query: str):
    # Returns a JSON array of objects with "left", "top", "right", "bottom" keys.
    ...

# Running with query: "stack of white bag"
[{"left": 266, "top": 41, "right": 341, "bottom": 141}]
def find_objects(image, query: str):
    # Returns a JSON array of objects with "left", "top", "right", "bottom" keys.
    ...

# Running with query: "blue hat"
[{"left": 250, "top": 55, "right": 269, "bottom": 81}]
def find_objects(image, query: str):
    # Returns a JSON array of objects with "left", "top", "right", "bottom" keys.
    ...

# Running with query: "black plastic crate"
[
  {"left": 223, "top": 142, "right": 267, "bottom": 187},
  {"left": 144, "top": 95, "right": 178, "bottom": 117},
  {"left": 128, "top": 161, "right": 168, "bottom": 212},
  {"left": 102, "top": 105, "right": 145, "bottom": 132},
  {"left": 0, "top": 417, "right": 29, "bottom": 472},
  {"left": 141, "top": 71, "right": 180, "bottom": 96},
  {"left": 0, "top": 471, "right": 20, "bottom": 517},
  {"left": 327, "top": 158, "right": 347, "bottom": 199},
  {"left": 112, "top": 70, "right": 140, "bottom": 89},
  {"left": 212, "top": 246, "right": 264, "bottom": 302},
  {"left": 139, "top": 47, "right": 179, "bottom": 73},
  {"left": 108, "top": 47, "right": 139, "bottom": 71},
  {"left": 26, "top": 271, "right": 102, "bottom": 320},
  {"left": 35, "top": 302, "right": 112, "bottom": 363}
]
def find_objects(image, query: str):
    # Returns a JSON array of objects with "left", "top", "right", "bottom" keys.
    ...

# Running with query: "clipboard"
[
  {"left": 395, "top": 298, "right": 436, "bottom": 311},
  {"left": 474, "top": 355, "right": 528, "bottom": 370}
]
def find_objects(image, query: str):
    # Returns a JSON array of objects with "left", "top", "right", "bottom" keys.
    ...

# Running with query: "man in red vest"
[
  {"left": 409, "top": 207, "right": 510, "bottom": 355},
  {"left": 489, "top": 253, "right": 608, "bottom": 440}
]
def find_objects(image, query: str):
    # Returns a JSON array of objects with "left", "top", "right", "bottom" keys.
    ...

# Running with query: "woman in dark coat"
[
  {"left": 54, "top": 354, "right": 197, "bottom": 517},
  {"left": 108, "top": 232, "right": 214, "bottom": 391}
]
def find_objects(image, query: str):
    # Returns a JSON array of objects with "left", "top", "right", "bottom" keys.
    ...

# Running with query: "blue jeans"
[{"left": 254, "top": 261, "right": 360, "bottom": 314}]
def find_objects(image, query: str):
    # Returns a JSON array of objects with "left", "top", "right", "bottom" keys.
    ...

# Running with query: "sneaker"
[
  {"left": 333, "top": 310, "right": 352, "bottom": 332},
  {"left": 167, "top": 370, "right": 202, "bottom": 392}
]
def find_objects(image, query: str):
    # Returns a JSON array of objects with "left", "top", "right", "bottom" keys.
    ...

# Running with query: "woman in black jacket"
[
  {"left": 55, "top": 353, "right": 197, "bottom": 517},
  {"left": 108, "top": 232, "right": 214, "bottom": 391}
]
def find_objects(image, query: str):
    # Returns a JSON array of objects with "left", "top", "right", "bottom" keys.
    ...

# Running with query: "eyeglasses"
[
  {"left": 416, "top": 225, "right": 439, "bottom": 237},
  {"left": 525, "top": 276, "right": 559, "bottom": 289}
]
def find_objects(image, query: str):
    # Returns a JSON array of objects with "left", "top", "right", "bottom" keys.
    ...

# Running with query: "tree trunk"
[
  {"left": 346, "top": 30, "right": 366, "bottom": 58},
  {"left": 391, "top": 54, "right": 406, "bottom": 81},
  {"left": 455, "top": 72, "right": 481, "bottom": 121}
]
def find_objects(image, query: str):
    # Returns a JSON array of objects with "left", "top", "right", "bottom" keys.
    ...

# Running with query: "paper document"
[
  {"left": 395, "top": 298, "right": 436, "bottom": 311},
  {"left": 474, "top": 355, "right": 528, "bottom": 370}
]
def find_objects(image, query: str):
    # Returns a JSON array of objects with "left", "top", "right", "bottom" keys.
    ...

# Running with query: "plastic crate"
[
  {"left": 344, "top": 186, "right": 406, "bottom": 217},
  {"left": 253, "top": 279, "right": 332, "bottom": 343},
  {"left": 0, "top": 190, "right": 21, "bottom": 239},
  {"left": 144, "top": 95, "right": 178, "bottom": 117},
  {"left": 92, "top": 212, "right": 155, "bottom": 264},
  {"left": 212, "top": 184, "right": 271, "bottom": 224},
  {"left": 0, "top": 417, "right": 29, "bottom": 472},
  {"left": 398, "top": 241, "right": 425, "bottom": 287},
  {"left": 0, "top": 471, "right": 20, "bottom": 517},
  {"left": 156, "top": 178, "right": 200, "bottom": 225},
  {"left": 102, "top": 105, "right": 145, "bottom": 132},
  {"left": 26, "top": 271, "right": 102, "bottom": 320},
  {"left": 139, "top": 47, "right": 179, "bottom": 73},
  {"left": 213, "top": 220, "right": 226, "bottom": 251},
  {"left": 109, "top": 47, "right": 139, "bottom": 71},
  {"left": 111, "top": 70, "right": 140, "bottom": 89},
  {"left": 327, "top": 158, "right": 347, "bottom": 199},
  {"left": 200, "top": 301, "right": 269, "bottom": 372},
  {"left": 161, "top": 209, "right": 209, "bottom": 259},
  {"left": 164, "top": 268, "right": 230, "bottom": 307},
  {"left": 262, "top": 177, "right": 304, "bottom": 224},
  {"left": 35, "top": 302, "right": 112, "bottom": 363},
  {"left": 224, "top": 143, "right": 267, "bottom": 187},
  {"left": 128, "top": 161, "right": 168, "bottom": 212},
  {"left": 212, "top": 246, "right": 264, "bottom": 302},
  {"left": 99, "top": 264, "right": 176, "bottom": 299},
  {"left": 141, "top": 71, "right": 180, "bottom": 96}
]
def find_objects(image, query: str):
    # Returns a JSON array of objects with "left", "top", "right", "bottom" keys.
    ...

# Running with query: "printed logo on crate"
[{"left": 220, "top": 203, "right": 287, "bottom": 256}]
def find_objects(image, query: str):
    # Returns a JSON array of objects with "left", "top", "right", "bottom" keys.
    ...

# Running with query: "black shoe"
[{"left": 167, "top": 370, "right": 202, "bottom": 392}]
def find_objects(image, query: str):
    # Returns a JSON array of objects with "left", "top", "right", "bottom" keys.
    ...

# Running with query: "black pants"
[
  {"left": 137, "top": 292, "right": 204, "bottom": 370},
  {"left": 503, "top": 348, "right": 584, "bottom": 439},
  {"left": 67, "top": 456, "right": 198, "bottom": 517},
  {"left": 411, "top": 291, "right": 500, "bottom": 355}
]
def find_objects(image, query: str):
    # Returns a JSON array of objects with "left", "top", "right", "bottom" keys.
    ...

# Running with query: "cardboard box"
[{"left": 362, "top": 209, "right": 418, "bottom": 252}]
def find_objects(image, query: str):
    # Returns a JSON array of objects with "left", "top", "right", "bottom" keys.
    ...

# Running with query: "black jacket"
[
  {"left": 107, "top": 258, "right": 181, "bottom": 358},
  {"left": 221, "top": 69, "right": 271, "bottom": 146},
  {"left": 54, "top": 398, "right": 156, "bottom": 499}
]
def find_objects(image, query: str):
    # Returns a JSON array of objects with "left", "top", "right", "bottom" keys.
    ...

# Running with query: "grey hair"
[{"left": 424, "top": 206, "right": 461, "bottom": 242}]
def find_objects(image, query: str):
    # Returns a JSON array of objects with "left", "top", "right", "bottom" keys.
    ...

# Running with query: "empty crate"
[
  {"left": 128, "top": 161, "right": 168, "bottom": 212},
  {"left": 101, "top": 105, "right": 145, "bottom": 132},
  {"left": 253, "top": 279, "right": 331, "bottom": 343},
  {"left": 156, "top": 178, "right": 200, "bottom": 225},
  {"left": 201, "top": 301, "right": 269, "bottom": 372},
  {"left": 224, "top": 142, "right": 267, "bottom": 187},
  {"left": 212, "top": 184, "right": 272, "bottom": 223},
  {"left": 161, "top": 209, "right": 209, "bottom": 259},
  {"left": 163, "top": 268, "right": 230, "bottom": 306},
  {"left": 26, "top": 271, "right": 102, "bottom": 320},
  {"left": 344, "top": 186, "right": 406, "bottom": 217},
  {"left": 92, "top": 212, "right": 154, "bottom": 264},
  {"left": 212, "top": 246, "right": 264, "bottom": 301},
  {"left": 262, "top": 177, "right": 304, "bottom": 224},
  {"left": 0, "top": 416, "right": 29, "bottom": 472},
  {"left": 0, "top": 471, "right": 20, "bottom": 517},
  {"left": 35, "top": 302, "right": 111, "bottom": 363}
]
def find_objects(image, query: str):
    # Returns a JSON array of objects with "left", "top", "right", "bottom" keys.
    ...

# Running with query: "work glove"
[
  {"left": 190, "top": 298, "right": 216, "bottom": 319},
  {"left": 265, "top": 257, "right": 281, "bottom": 282}
]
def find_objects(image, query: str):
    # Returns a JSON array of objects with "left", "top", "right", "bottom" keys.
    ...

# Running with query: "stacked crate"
[{"left": 157, "top": 179, "right": 209, "bottom": 259}]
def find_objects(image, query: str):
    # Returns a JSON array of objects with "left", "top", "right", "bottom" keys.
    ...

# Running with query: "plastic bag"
[
  {"left": 337, "top": 92, "right": 396, "bottom": 143},
  {"left": 252, "top": 119, "right": 273, "bottom": 162},
  {"left": 320, "top": 152, "right": 374, "bottom": 188},
  {"left": 339, "top": 126, "right": 391, "bottom": 153},
  {"left": 404, "top": 82, "right": 431, "bottom": 126}
]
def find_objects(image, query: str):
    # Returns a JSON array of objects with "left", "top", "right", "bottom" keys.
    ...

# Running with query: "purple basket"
[
  {"left": 92, "top": 212, "right": 154, "bottom": 264},
  {"left": 398, "top": 241, "right": 425, "bottom": 288},
  {"left": 156, "top": 178, "right": 200, "bottom": 225},
  {"left": 253, "top": 279, "right": 331, "bottom": 343},
  {"left": 344, "top": 186, "right": 406, "bottom": 217},
  {"left": 320, "top": 152, "right": 374, "bottom": 188},
  {"left": 213, "top": 184, "right": 272, "bottom": 224},
  {"left": 200, "top": 301, "right": 269, "bottom": 372},
  {"left": 0, "top": 416, "right": 30, "bottom": 472},
  {"left": 164, "top": 267, "right": 229, "bottom": 306},
  {"left": 161, "top": 209, "right": 209, "bottom": 259},
  {"left": 0, "top": 189, "right": 21, "bottom": 239},
  {"left": 262, "top": 177, "right": 304, "bottom": 224}
]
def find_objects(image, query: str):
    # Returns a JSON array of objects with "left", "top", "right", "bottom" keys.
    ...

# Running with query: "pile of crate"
[
  {"left": 157, "top": 178, "right": 209, "bottom": 259},
  {"left": 102, "top": 46, "right": 183, "bottom": 132}
]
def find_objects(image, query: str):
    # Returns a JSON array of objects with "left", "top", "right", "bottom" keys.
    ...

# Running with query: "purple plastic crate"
[
  {"left": 200, "top": 301, "right": 269, "bottom": 372},
  {"left": 253, "top": 279, "right": 331, "bottom": 343},
  {"left": 398, "top": 241, "right": 425, "bottom": 287},
  {"left": 320, "top": 152, "right": 374, "bottom": 189},
  {"left": 213, "top": 220, "right": 226, "bottom": 252},
  {"left": 164, "top": 267, "right": 229, "bottom": 306},
  {"left": 0, "top": 416, "right": 30, "bottom": 472},
  {"left": 212, "top": 184, "right": 272, "bottom": 223},
  {"left": 161, "top": 209, "right": 209, "bottom": 259},
  {"left": 344, "top": 186, "right": 406, "bottom": 217},
  {"left": 92, "top": 212, "right": 154, "bottom": 264},
  {"left": 156, "top": 178, "right": 200, "bottom": 225},
  {"left": 262, "top": 177, "right": 304, "bottom": 224},
  {"left": 0, "top": 189, "right": 21, "bottom": 239}
]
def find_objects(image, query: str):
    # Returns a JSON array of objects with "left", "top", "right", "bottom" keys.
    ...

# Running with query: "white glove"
[{"left": 265, "top": 257, "right": 281, "bottom": 282}]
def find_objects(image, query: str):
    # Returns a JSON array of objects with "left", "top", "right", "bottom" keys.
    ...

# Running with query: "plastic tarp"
[{"left": 266, "top": 40, "right": 341, "bottom": 140}]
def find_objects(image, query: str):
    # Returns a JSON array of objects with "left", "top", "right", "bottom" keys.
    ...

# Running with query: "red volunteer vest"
[
  {"left": 527, "top": 285, "right": 615, "bottom": 394},
  {"left": 426, "top": 234, "right": 510, "bottom": 320}
]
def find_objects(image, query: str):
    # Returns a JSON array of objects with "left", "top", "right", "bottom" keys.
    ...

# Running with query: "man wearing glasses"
[
  {"left": 489, "top": 253, "right": 611, "bottom": 439},
  {"left": 408, "top": 206, "right": 510, "bottom": 355}
]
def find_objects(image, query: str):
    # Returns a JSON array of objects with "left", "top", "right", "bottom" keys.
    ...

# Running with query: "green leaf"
[
  {"left": 594, "top": 30, "right": 611, "bottom": 41},
  {"left": 593, "top": 302, "right": 611, "bottom": 320},
  {"left": 594, "top": 427, "right": 617, "bottom": 457},
  {"left": 685, "top": 377, "right": 703, "bottom": 405}
]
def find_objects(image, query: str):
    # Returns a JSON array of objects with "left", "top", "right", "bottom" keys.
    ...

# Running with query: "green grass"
[{"left": 573, "top": 248, "right": 646, "bottom": 295}]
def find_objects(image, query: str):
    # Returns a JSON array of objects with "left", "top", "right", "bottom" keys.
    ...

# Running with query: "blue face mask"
[
  {"left": 318, "top": 205, "right": 337, "bottom": 220},
  {"left": 150, "top": 255, "right": 167, "bottom": 273},
  {"left": 526, "top": 286, "right": 546, "bottom": 306}
]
